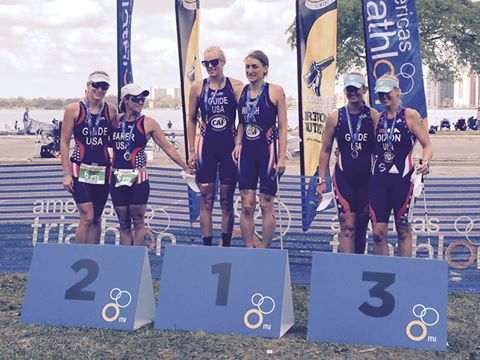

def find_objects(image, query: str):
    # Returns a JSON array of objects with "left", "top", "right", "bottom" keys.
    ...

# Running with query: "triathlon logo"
[
  {"left": 209, "top": 115, "right": 227, "bottom": 131},
  {"left": 101, "top": 288, "right": 132, "bottom": 323},
  {"left": 405, "top": 304, "right": 440, "bottom": 342},
  {"left": 305, "top": 0, "right": 336, "bottom": 10},
  {"left": 243, "top": 293, "right": 276, "bottom": 330},
  {"left": 304, "top": 56, "right": 335, "bottom": 97},
  {"left": 180, "top": 0, "right": 199, "bottom": 10}
]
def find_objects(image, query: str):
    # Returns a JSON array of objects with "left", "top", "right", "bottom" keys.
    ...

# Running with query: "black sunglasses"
[
  {"left": 377, "top": 92, "right": 392, "bottom": 100},
  {"left": 201, "top": 58, "right": 220, "bottom": 68},
  {"left": 90, "top": 82, "right": 109, "bottom": 91},
  {"left": 127, "top": 95, "right": 146, "bottom": 103}
]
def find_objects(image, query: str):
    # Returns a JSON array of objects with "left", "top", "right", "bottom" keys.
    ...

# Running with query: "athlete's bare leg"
[
  {"left": 130, "top": 204, "right": 147, "bottom": 246},
  {"left": 240, "top": 190, "right": 257, "bottom": 248},
  {"left": 372, "top": 222, "right": 389, "bottom": 255},
  {"left": 338, "top": 212, "right": 356, "bottom": 253},
  {"left": 76, "top": 202, "right": 98, "bottom": 244},
  {"left": 259, "top": 193, "right": 275, "bottom": 248},
  {"left": 114, "top": 206, "right": 133, "bottom": 245},
  {"left": 396, "top": 221, "right": 412, "bottom": 257},
  {"left": 199, "top": 183, "right": 215, "bottom": 238}
]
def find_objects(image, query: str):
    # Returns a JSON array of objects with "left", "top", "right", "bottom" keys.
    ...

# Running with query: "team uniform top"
[
  {"left": 334, "top": 105, "right": 374, "bottom": 177},
  {"left": 237, "top": 83, "right": 278, "bottom": 152},
  {"left": 373, "top": 107, "right": 416, "bottom": 178},
  {"left": 70, "top": 101, "right": 112, "bottom": 166},
  {"left": 197, "top": 77, "right": 237, "bottom": 146},
  {"left": 110, "top": 114, "right": 148, "bottom": 170}
]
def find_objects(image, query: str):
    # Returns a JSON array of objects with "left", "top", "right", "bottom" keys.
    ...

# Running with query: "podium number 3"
[
  {"left": 211, "top": 263, "right": 232, "bottom": 306},
  {"left": 64, "top": 259, "right": 99, "bottom": 301},
  {"left": 358, "top": 271, "right": 395, "bottom": 318}
]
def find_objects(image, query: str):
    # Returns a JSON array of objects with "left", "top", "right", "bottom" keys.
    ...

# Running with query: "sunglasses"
[
  {"left": 90, "top": 82, "right": 110, "bottom": 91},
  {"left": 377, "top": 92, "right": 392, "bottom": 100},
  {"left": 201, "top": 58, "right": 220, "bottom": 68},
  {"left": 127, "top": 95, "right": 146, "bottom": 103}
]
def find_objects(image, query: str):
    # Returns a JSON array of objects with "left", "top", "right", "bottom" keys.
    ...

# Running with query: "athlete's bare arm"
[
  {"left": 316, "top": 110, "right": 338, "bottom": 195},
  {"left": 60, "top": 102, "right": 80, "bottom": 193},
  {"left": 145, "top": 117, "right": 191, "bottom": 173},
  {"left": 270, "top": 84, "right": 287, "bottom": 176},
  {"left": 406, "top": 108, "right": 433, "bottom": 174},
  {"left": 230, "top": 78, "right": 244, "bottom": 102}
]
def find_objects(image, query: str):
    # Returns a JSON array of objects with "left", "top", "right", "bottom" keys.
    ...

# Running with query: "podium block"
[
  {"left": 155, "top": 245, "right": 294, "bottom": 338},
  {"left": 307, "top": 253, "right": 448, "bottom": 350},
  {"left": 22, "top": 244, "right": 156, "bottom": 330}
]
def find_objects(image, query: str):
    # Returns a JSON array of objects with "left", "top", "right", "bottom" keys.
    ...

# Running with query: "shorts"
[
  {"left": 109, "top": 172, "right": 150, "bottom": 207},
  {"left": 369, "top": 169, "right": 415, "bottom": 224},
  {"left": 238, "top": 142, "right": 277, "bottom": 196},
  {"left": 196, "top": 142, "right": 236, "bottom": 185},
  {"left": 332, "top": 167, "right": 370, "bottom": 215},
  {"left": 71, "top": 176, "right": 109, "bottom": 219}
]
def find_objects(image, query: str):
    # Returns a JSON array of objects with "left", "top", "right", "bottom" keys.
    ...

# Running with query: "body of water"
[{"left": 0, "top": 107, "right": 477, "bottom": 132}]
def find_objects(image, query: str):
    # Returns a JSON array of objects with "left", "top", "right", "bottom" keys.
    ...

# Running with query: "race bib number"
[
  {"left": 114, "top": 169, "right": 139, "bottom": 187},
  {"left": 79, "top": 164, "right": 106, "bottom": 185}
]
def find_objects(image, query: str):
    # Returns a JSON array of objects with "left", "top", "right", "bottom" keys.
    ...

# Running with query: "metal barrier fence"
[{"left": 1, "top": 163, "right": 479, "bottom": 293}]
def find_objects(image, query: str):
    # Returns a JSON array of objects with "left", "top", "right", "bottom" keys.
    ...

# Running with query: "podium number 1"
[
  {"left": 358, "top": 271, "right": 395, "bottom": 318},
  {"left": 211, "top": 263, "right": 232, "bottom": 306},
  {"left": 64, "top": 259, "right": 99, "bottom": 301}
]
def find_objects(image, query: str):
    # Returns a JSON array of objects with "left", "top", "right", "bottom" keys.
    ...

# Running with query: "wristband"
[
  {"left": 235, "top": 141, "right": 242, "bottom": 146},
  {"left": 420, "top": 159, "right": 429, "bottom": 166},
  {"left": 189, "top": 148, "right": 195, "bottom": 153},
  {"left": 63, "top": 171, "right": 70, "bottom": 177},
  {"left": 316, "top": 177, "right": 326, "bottom": 185}
]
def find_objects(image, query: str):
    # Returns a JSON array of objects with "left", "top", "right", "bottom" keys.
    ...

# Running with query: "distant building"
[{"left": 454, "top": 72, "right": 480, "bottom": 108}]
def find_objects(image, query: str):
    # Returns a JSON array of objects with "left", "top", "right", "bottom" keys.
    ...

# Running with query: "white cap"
[
  {"left": 88, "top": 71, "right": 110, "bottom": 85},
  {"left": 343, "top": 74, "right": 366, "bottom": 89},
  {"left": 121, "top": 83, "right": 150, "bottom": 99},
  {"left": 375, "top": 77, "right": 400, "bottom": 93}
]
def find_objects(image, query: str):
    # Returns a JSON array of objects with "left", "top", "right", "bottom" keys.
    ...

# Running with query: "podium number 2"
[
  {"left": 211, "top": 263, "right": 232, "bottom": 306},
  {"left": 358, "top": 271, "right": 395, "bottom": 318},
  {"left": 64, "top": 259, "right": 99, "bottom": 301}
]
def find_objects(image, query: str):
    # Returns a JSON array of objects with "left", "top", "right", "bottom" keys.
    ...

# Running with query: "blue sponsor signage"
[
  {"left": 22, "top": 244, "right": 156, "bottom": 330},
  {"left": 362, "top": 0, "right": 427, "bottom": 118},
  {"left": 155, "top": 245, "right": 294, "bottom": 338},
  {"left": 308, "top": 252, "right": 447, "bottom": 350}
]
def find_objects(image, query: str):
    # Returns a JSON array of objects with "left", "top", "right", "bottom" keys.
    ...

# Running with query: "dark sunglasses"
[
  {"left": 127, "top": 95, "right": 146, "bottom": 103},
  {"left": 90, "top": 82, "right": 109, "bottom": 91},
  {"left": 377, "top": 92, "right": 392, "bottom": 100},
  {"left": 201, "top": 58, "right": 220, "bottom": 68}
]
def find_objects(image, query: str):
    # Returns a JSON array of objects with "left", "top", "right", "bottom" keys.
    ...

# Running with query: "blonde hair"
[{"left": 204, "top": 46, "right": 226, "bottom": 62}]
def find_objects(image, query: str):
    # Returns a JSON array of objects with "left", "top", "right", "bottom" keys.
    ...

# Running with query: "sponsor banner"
[
  {"left": 362, "top": 0, "right": 427, "bottom": 119},
  {"left": 116, "top": 0, "right": 134, "bottom": 105},
  {"left": 175, "top": 0, "right": 202, "bottom": 222},
  {"left": 296, "top": 0, "right": 337, "bottom": 231}
]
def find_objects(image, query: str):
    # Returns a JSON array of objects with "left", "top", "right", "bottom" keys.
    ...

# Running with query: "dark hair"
[{"left": 245, "top": 50, "right": 269, "bottom": 67}]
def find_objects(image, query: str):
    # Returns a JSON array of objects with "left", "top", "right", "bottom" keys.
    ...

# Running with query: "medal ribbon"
[
  {"left": 202, "top": 76, "right": 225, "bottom": 123},
  {"left": 245, "top": 82, "right": 266, "bottom": 125},
  {"left": 382, "top": 106, "right": 402, "bottom": 151},
  {"left": 121, "top": 113, "right": 140, "bottom": 158},
  {"left": 85, "top": 98, "right": 105, "bottom": 148},
  {"left": 345, "top": 106, "right": 363, "bottom": 152}
]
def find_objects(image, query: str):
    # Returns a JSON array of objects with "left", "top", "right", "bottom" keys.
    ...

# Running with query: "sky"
[{"left": 0, "top": 0, "right": 297, "bottom": 99}]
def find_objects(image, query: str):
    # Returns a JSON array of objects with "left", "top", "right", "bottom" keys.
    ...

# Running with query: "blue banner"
[
  {"left": 117, "top": 0, "right": 134, "bottom": 105},
  {"left": 362, "top": 0, "right": 427, "bottom": 119}
]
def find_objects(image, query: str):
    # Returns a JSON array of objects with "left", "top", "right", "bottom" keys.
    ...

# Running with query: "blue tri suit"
[
  {"left": 332, "top": 106, "right": 374, "bottom": 215},
  {"left": 237, "top": 83, "right": 279, "bottom": 196},
  {"left": 196, "top": 77, "right": 237, "bottom": 185},
  {"left": 109, "top": 114, "right": 149, "bottom": 207},
  {"left": 69, "top": 101, "right": 112, "bottom": 214},
  {"left": 369, "top": 107, "right": 417, "bottom": 224}
]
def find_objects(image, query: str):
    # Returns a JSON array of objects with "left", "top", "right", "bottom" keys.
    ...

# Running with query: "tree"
[{"left": 286, "top": 0, "right": 480, "bottom": 81}]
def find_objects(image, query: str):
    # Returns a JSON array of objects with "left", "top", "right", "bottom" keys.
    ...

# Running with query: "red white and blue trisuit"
[
  {"left": 369, "top": 107, "right": 417, "bottom": 224},
  {"left": 109, "top": 114, "right": 149, "bottom": 207},
  {"left": 237, "top": 83, "right": 279, "bottom": 196}
]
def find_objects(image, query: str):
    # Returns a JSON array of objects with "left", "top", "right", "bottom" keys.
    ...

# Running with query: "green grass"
[{"left": 1, "top": 273, "right": 479, "bottom": 360}]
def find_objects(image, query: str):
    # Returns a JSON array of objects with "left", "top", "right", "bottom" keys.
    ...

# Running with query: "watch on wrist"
[{"left": 317, "top": 177, "right": 326, "bottom": 185}]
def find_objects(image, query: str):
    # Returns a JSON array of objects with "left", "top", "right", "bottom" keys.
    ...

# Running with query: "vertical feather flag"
[
  {"left": 296, "top": 0, "right": 337, "bottom": 231},
  {"left": 116, "top": 0, "right": 134, "bottom": 105}
]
